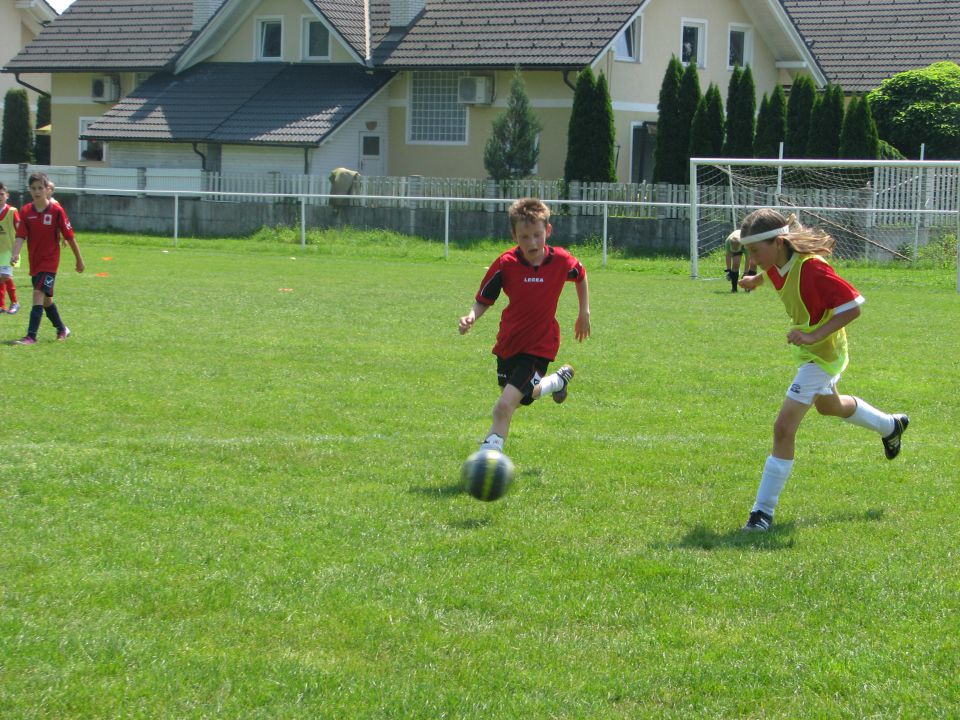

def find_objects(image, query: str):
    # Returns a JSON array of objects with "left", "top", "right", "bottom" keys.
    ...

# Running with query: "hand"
[
  {"left": 574, "top": 312, "right": 591, "bottom": 341},
  {"left": 10, "top": 254, "right": 18, "bottom": 267},
  {"left": 787, "top": 329, "right": 817, "bottom": 346},
  {"left": 739, "top": 274, "right": 763, "bottom": 291},
  {"left": 458, "top": 313, "right": 475, "bottom": 335},
  {"left": 76, "top": 258, "right": 85, "bottom": 273}
]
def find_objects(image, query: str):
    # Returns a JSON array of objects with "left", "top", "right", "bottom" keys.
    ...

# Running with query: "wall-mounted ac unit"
[
  {"left": 91, "top": 76, "right": 120, "bottom": 102},
  {"left": 457, "top": 76, "right": 493, "bottom": 105}
]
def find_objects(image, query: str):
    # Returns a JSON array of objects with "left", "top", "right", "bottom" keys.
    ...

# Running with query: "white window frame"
[
  {"left": 78, "top": 117, "right": 106, "bottom": 162},
  {"left": 256, "top": 17, "right": 283, "bottom": 61},
  {"left": 407, "top": 71, "right": 469, "bottom": 145},
  {"left": 614, "top": 17, "right": 642, "bottom": 63},
  {"left": 681, "top": 18, "right": 707, "bottom": 68},
  {"left": 301, "top": 16, "right": 331, "bottom": 61},
  {"left": 728, "top": 24, "right": 753, "bottom": 69}
]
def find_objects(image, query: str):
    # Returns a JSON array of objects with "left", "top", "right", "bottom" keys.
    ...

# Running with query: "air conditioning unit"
[
  {"left": 91, "top": 76, "right": 120, "bottom": 102},
  {"left": 457, "top": 76, "right": 493, "bottom": 105}
]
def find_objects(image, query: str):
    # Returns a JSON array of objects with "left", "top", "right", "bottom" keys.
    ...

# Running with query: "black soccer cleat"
[
  {"left": 742, "top": 510, "right": 773, "bottom": 532},
  {"left": 882, "top": 413, "right": 909, "bottom": 460},
  {"left": 552, "top": 364, "right": 575, "bottom": 404}
]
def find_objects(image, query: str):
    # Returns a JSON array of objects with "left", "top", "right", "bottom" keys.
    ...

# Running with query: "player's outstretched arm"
[
  {"left": 459, "top": 301, "right": 487, "bottom": 335},
  {"left": 67, "top": 237, "right": 85, "bottom": 273},
  {"left": 574, "top": 276, "right": 591, "bottom": 341}
]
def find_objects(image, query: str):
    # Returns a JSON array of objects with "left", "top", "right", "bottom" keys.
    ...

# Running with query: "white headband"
[{"left": 739, "top": 225, "right": 790, "bottom": 244}]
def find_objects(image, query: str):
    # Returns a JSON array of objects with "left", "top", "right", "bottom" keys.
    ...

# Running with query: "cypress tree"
[
  {"left": 839, "top": 94, "right": 880, "bottom": 159},
  {"left": 564, "top": 67, "right": 596, "bottom": 182},
  {"left": 753, "top": 84, "right": 787, "bottom": 158},
  {"left": 590, "top": 72, "right": 617, "bottom": 182},
  {"left": 33, "top": 94, "right": 51, "bottom": 165},
  {"left": 653, "top": 55, "right": 684, "bottom": 184},
  {"left": 723, "top": 65, "right": 743, "bottom": 156},
  {"left": 726, "top": 64, "right": 756, "bottom": 157},
  {"left": 483, "top": 69, "right": 543, "bottom": 181},
  {"left": 689, "top": 83, "right": 724, "bottom": 159},
  {"left": 676, "top": 61, "right": 702, "bottom": 181},
  {"left": 1, "top": 88, "right": 33, "bottom": 164},
  {"left": 807, "top": 84, "right": 845, "bottom": 158},
  {"left": 785, "top": 75, "right": 816, "bottom": 158}
]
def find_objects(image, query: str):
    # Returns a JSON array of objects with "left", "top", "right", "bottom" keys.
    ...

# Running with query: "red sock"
[
  {"left": 4, "top": 278, "right": 16, "bottom": 305},
  {"left": 0, "top": 279, "right": 6, "bottom": 309}
]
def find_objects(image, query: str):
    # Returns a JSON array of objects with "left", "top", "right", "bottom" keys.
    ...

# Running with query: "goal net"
[{"left": 689, "top": 158, "right": 960, "bottom": 279}]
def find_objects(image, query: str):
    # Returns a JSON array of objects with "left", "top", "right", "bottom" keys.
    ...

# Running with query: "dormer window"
[
  {"left": 257, "top": 18, "right": 282, "bottom": 60},
  {"left": 614, "top": 18, "right": 642, "bottom": 62},
  {"left": 303, "top": 19, "right": 330, "bottom": 60}
]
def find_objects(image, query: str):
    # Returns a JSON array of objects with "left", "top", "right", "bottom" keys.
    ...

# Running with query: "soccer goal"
[{"left": 689, "top": 158, "right": 960, "bottom": 287}]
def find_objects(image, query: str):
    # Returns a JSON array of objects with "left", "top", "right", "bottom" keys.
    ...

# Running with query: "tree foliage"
[
  {"left": 689, "top": 83, "right": 724, "bottom": 159},
  {"left": 724, "top": 65, "right": 755, "bottom": 158},
  {"left": 785, "top": 75, "right": 816, "bottom": 158},
  {"left": 564, "top": 67, "right": 597, "bottom": 183},
  {"left": 807, "top": 84, "right": 845, "bottom": 158},
  {"left": 588, "top": 73, "right": 617, "bottom": 182},
  {"left": 839, "top": 94, "right": 879, "bottom": 159},
  {"left": 1, "top": 89, "right": 33, "bottom": 164},
  {"left": 867, "top": 61, "right": 960, "bottom": 159},
  {"left": 33, "top": 94, "right": 51, "bottom": 165},
  {"left": 483, "top": 69, "right": 543, "bottom": 181},
  {"left": 754, "top": 84, "right": 787, "bottom": 158},
  {"left": 674, "top": 61, "right": 702, "bottom": 180},
  {"left": 653, "top": 56, "right": 684, "bottom": 184}
]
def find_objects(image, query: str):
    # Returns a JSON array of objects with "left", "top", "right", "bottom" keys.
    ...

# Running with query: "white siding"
[{"left": 108, "top": 142, "right": 204, "bottom": 169}]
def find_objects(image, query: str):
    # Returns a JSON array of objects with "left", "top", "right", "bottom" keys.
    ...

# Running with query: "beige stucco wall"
[
  {"left": 0, "top": 2, "right": 52, "bottom": 127},
  {"left": 211, "top": 0, "right": 358, "bottom": 64}
]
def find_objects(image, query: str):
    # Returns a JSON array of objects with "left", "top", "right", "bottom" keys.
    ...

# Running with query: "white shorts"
[
  {"left": 786, "top": 362, "right": 841, "bottom": 405},
  {"left": 0, "top": 266, "right": 11, "bottom": 278}
]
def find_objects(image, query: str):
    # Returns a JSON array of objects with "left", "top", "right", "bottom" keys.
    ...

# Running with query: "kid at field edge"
[
  {"left": 0, "top": 182, "right": 21, "bottom": 314},
  {"left": 458, "top": 197, "right": 591, "bottom": 453},
  {"left": 10, "top": 172, "right": 85, "bottom": 345},
  {"left": 724, "top": 228, "right": 757, "bottom": 293},
  {"left": 737, "top": 208, "right": 908, "bottom": 532}
]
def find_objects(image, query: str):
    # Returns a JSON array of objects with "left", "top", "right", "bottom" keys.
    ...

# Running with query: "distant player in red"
[
  {"left": 458, "top": 198, "right": 591, "bottom": 453},
  {"left": 11, "top": 172, "right": 85, "bottom": 344},
  {"left": 0, "top": 182, "right": 21, "bottom": 314}
]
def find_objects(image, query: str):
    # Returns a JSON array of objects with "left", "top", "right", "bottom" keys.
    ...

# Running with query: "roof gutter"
[
  {"left": 14, "top": 73, "right": 50, "bottom": 98},
  {"left": 192, "top": 142, "right": 207, "bottom": 171}
]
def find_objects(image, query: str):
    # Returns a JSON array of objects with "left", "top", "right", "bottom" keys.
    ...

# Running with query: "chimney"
[
  {"left": 390, "top": 0, "right": 426, "bottom": 27},
  {"left": 193, "top": 0, "right": 221, "bottom": 31}
]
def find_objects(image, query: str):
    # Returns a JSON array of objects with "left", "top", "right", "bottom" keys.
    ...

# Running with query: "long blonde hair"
[{"left": 740, "top": 208, "right": 836, "bottom": 257}]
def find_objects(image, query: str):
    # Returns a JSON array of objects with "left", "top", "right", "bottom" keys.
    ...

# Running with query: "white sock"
[
  {"left": 480, "top": 433, "right": 504, "bottom": 451},
  {"left": 537, "top": 372, "right": 563, "bottom": 396},
  {"left": 752, "top": 455, "right": 794, "bottom": 517},
  {"left": 844, "top": 397, "right": 896, "bottom": 436}
]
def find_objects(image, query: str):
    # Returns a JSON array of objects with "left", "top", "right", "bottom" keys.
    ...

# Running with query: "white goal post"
[{"left": 689, "top": 158, "right": 960, "bottom": 292}]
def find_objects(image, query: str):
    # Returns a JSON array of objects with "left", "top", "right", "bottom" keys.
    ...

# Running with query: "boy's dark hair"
[
  {"left": 28, "top": 171, "right": 50, "bottom": 187},
  {"left": 0, "top": 182, "right": 6, "bottom": 193},
  {"left": 508, "top": 197, "right": 550, "bottom": 231}
]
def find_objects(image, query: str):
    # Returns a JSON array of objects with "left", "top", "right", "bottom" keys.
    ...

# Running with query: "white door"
[{"left": 359, "top": 133, "right": 384, "bottom": 176}]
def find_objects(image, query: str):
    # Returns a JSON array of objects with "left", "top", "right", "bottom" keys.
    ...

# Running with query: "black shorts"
[
  {"left": 496, "top": 353, "right": 550, "bottom": 406},
  {"left": 32, "top": 272, "right": 57, "bottom": 297}
]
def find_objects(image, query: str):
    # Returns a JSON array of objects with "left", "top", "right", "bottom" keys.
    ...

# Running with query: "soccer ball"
[{"left": 461, "top": 448, "right": 515, "bottom": 501}]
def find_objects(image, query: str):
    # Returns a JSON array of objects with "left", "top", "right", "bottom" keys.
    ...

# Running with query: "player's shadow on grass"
[
  {"left": 674, "top": 507, "right": 885, "bottom": 551},
  {"left": 676, "top": 523, "right": 797, "bottom": 551}
]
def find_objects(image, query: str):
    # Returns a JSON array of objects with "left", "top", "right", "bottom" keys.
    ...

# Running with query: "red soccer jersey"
[
  {"left": 16, "top": 201, "right": 75, "bottom": 275},
  {"left": 475, "top": 245, "right": 586, "bottom": 360},
  {"left": 765, "top": 254, "right": 863, "bottom": 324}
]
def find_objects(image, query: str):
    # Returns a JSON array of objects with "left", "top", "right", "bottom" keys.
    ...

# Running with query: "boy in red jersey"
[
  {"left": 0, "top": 182, "right": 21, "bottom": 314},
  {"left": 736, "top": 209, "right": 908, "bottom": 532},
  {"left": 458, "top": 198, "right": 591, "bottom": 452},
  {"left": 10, "top": 172, "right": 85, "bottom": 344}
]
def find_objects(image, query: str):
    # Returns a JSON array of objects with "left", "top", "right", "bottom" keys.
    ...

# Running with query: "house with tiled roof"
[
  {"left": 0, "top": 0, "right": 57, "bottom": 131},
  {"left": 7, "top": 0, "right": 932, "bottom": 183},
  {"left": 781, "top": 0, "right": 960, "bottom": 94}
]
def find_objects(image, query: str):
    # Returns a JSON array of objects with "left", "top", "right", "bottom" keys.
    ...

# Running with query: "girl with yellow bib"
[{"left": 737, "top": 209, "right": 908, "bottom": 532}]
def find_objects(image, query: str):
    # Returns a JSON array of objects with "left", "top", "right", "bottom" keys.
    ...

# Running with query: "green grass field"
[{"left": 2, "top": 229, "right": 958, "bottom": 718}]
